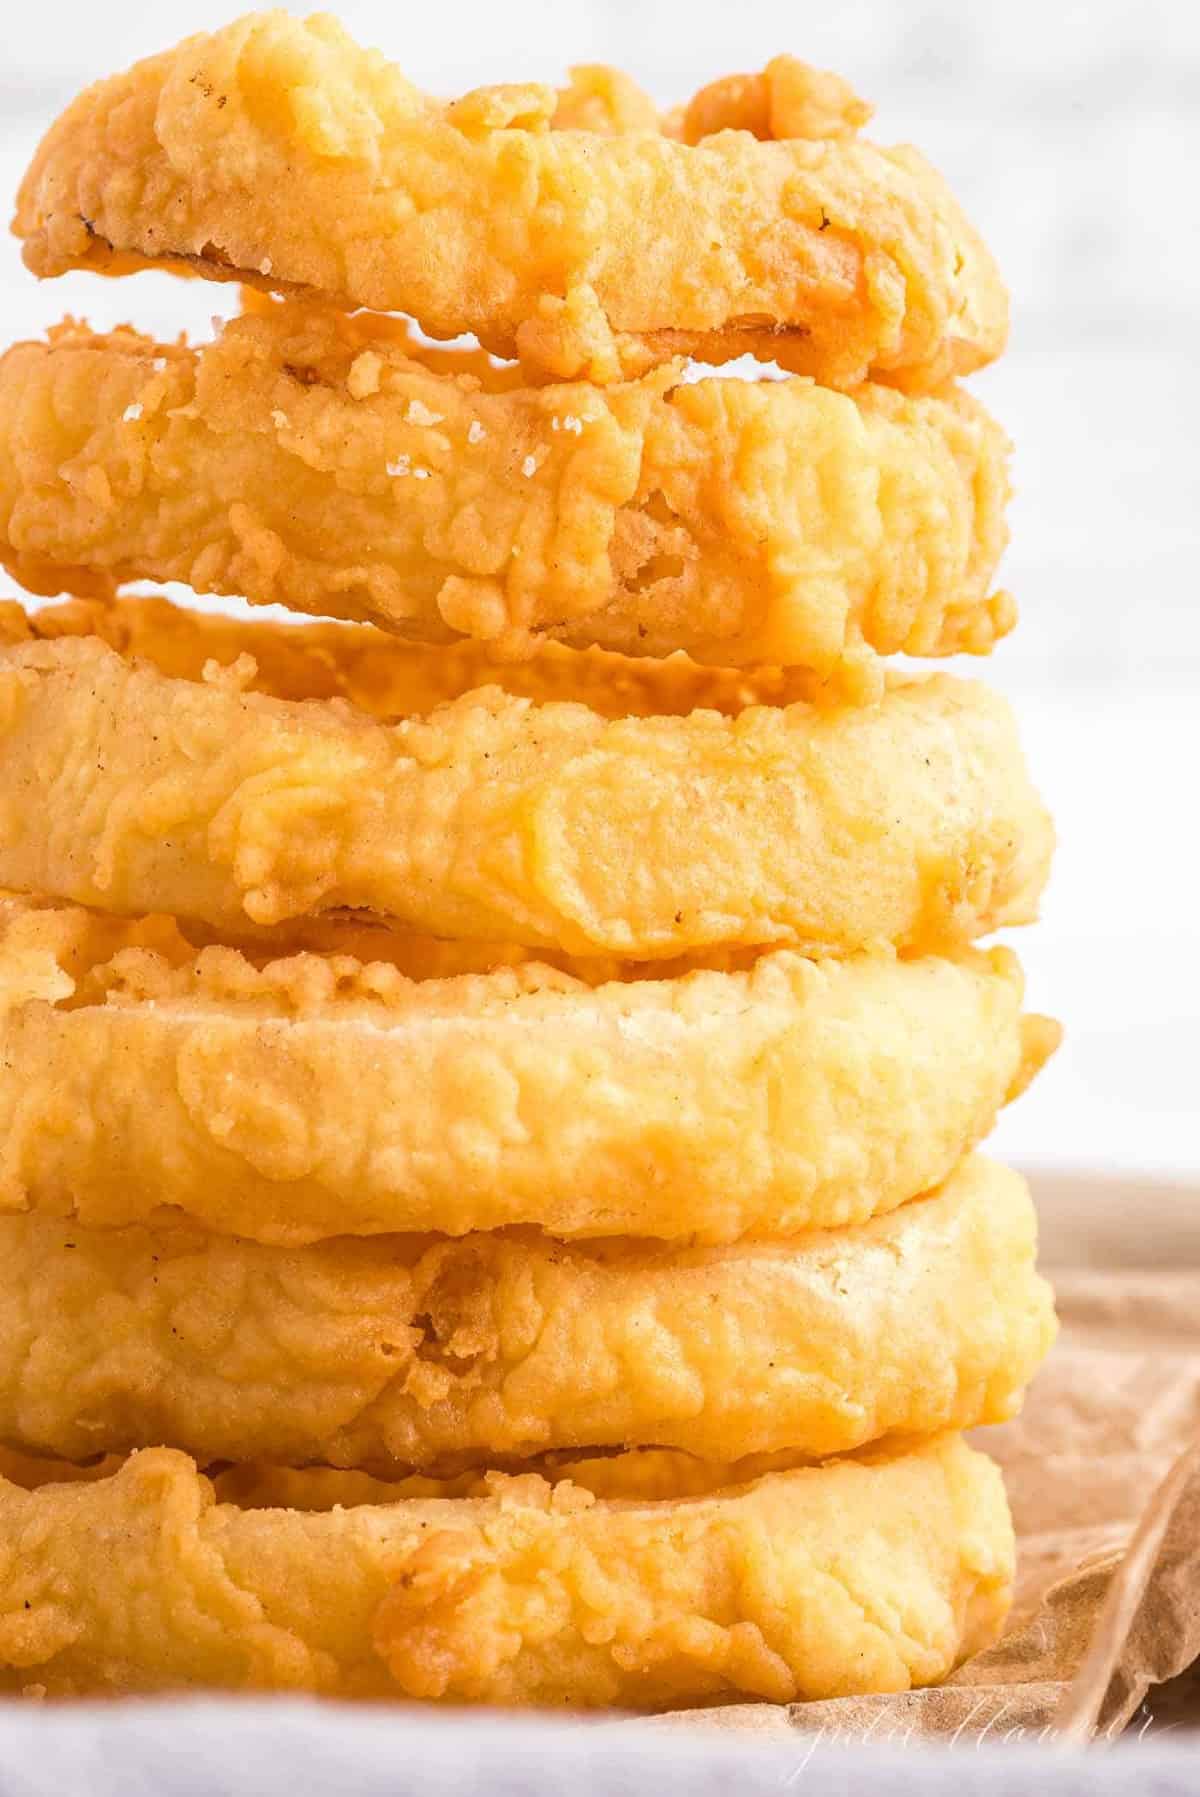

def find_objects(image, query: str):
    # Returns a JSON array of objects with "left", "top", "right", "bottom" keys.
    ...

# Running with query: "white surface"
[
  {"left": 0, "top": 0, "right": 1197, "bottom": 1180},
  {"left": 0, "top": 1701, "right": 1193, "bottom": 1794},
  {"left": 986, "top": 690, "right": 1197, "bottom": 1183}
]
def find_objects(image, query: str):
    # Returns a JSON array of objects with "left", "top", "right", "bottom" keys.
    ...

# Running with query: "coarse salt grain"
[
  {"left": 468, "top": 420, "right": 487, "bottom": 444},
  {"left": 406, "top": 399, "right": 444, "bottom": 427},
  {"left": 122, "top": 403, "right": 143, "bottom": 423}
]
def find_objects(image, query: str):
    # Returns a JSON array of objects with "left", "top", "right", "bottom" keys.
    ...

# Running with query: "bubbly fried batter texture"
[
  {"left": 0, "top": 609, "right": 1052, "bottom": 955},
  {"left": 0, "top": 1434, "right": 1012, "bottom": 1704},
  {"left": 0, "top": 1157, "right": 1055, "bottom": 1470},
  {"left": 13, "top": 15, "right": 1008, "bottom": 390},
  {"left": 0, "top": 308, "right": 1013, "bottom": 670},
  {"left": 0, "top": 593, "right": 832, "bottom": 720},
  {"left": 0, "top": 894, "right": 1058, "bottom": 1244},
  {"left": 0, "top": 1442, "right": 765, "bottom": 1498},
  {"left": 679, "top": 58, "right": 873, "bottom": 146}
]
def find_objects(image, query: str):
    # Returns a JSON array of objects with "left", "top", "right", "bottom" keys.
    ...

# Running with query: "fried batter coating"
[
  {"left": 14, "top": 15, "right": 1008, "bottom": 390},
  {"left": 0, "top": 1157, "right": 1055, "bottom": 1471},
  {"left": 0, "top": 895, "right": 1057, "bottom": 1244},
  {"left": 0, "top": 613, "right": 1052, "bottom": 956},
  {"left": 680, "top": 58, "right": 874, "bottom": 146},
  {"left": 0, "top": 1434, "right": 1012, "bottom": 1704},
  {"left": 0, "top": 309, "right": 1012, "bottom": 669},
  {"left": 0, "top": 593, "right": 835, "bottom": 721},
  {"left": 551, "top": 64, "right": 663, "bottom": 135},
  {"left": 5, "top": 588, "right": 996, "bottom": 728}
]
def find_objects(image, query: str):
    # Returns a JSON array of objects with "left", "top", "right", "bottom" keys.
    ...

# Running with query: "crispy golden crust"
[
  {"left": 0, "top": 1444, "right": 800, "bottom": 1500},
  {"left": 0, "top": 594, "right": 835, "bottom": 721},
  {"left": 0, "top": 1434, "right": 1012, "bottom": 1704},
  {"left": 13, "top": 16, "right": 1008, "bottom": 390},
  {"left": 679, "top": 58, "right": 873, "bottom": 146},
  {"left": 0, "top": 1157, "right": 1056, "bottom": 1471},
  {"left": 0, "top": 1443, "right": 776, "bottom": 1498},
  {"left": 0, "top": 608, "right": 1052, "bottom": 956},
  {"left": 0, "top": 309, "right": 1012, "bottom": 670},
  {"left": 0, "top": 894, "right": 1057, "bottom": 1244}
]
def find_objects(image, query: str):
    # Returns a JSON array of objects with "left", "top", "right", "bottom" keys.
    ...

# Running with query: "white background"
[{"left": 0, "top": 0, "right": 1197, "bottom": 1182}]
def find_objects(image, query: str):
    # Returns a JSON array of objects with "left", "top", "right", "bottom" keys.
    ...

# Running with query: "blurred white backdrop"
[{"left": 0, "top": 0, "right": 1196, "bottom": 1180}]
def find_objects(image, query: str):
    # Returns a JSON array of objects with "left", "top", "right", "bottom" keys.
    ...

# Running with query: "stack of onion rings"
[
  {"left": 0, "top": 601, "right": 1050, "bottom": 952},
  {"left": 0, "top": 893, "right": 1055, "bottom": 1243},
  {"left": 0, "top": 308, "right": 1012, "bottom": 671},
  {"left": 0, "top": 1156, "right": 1053, "bottom": 1472},
  {"left": 1, "top": 1434, "right": 1012, "bottom": 1705},
  {"left": 0, "top": 17, "right": 1055, "bottom": 1710},
  {"left": 14, "top": 20, "right": 1007, "bottom": 390}
]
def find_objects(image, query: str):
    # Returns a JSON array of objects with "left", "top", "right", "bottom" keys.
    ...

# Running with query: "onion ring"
[
  {"left": 0, "top": 308, "right": 1012, "bottom": 670},
  {"left": 0, "top": 1433, "right": 1012, "bottom": 1704},
  {"left": 0, "top": 604, "right": 1052, "bottom": 956},
  {"left": 13, "top": 16, "right": 1007, "bottom": 391},
  {"left": 0, "top": 1156, "right": 1055, "bottom": 1471},
  {"left": 0, "top": 895, "right": 1056, "bottom": 1244}
]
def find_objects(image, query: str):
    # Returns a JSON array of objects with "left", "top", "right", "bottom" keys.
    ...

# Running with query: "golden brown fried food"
[
  {"left": 0, "top": 610, "right": 1052, "bottom": 955},
  {"left": 0, "top": 1445, "right": 119, "bottom": 1488},
  {"left": 0, "top": 895, "right": 1057, "bottom": 1244},
  {"left": 0, "top": 308, "right": 1012, "bottom": 670},
  {"left": 550, "top": 63, "right": 663, "bottom": 134},
  {"left": 206, "top": 1451, "right": 799, "bottom": 1509},
  {"left": 0, "top": 1434, "right": 1012, "bottom": 1704},
  {"left": 0, "top": 595, "right": 821, "bottom": 724},
  {"left": 679, "top": 57, "right": 873, "bottom": 146},
  {"left": 0, "top": 1156, "right": 1055, "bottom": 1471},
  {"left": 14, "top": 15, "right": 1008, "bottom": 390},
  {"left": 0, "top": 1442, "right": 756, "bottom": 1499}
]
